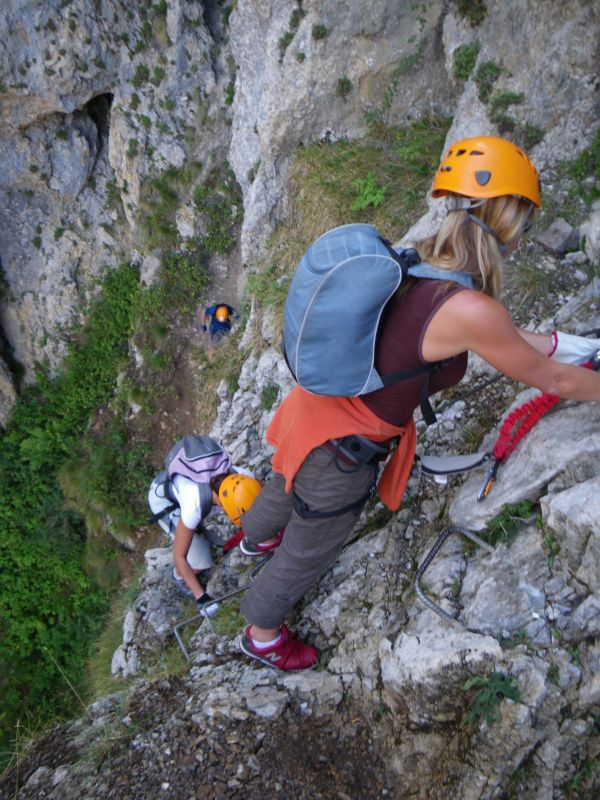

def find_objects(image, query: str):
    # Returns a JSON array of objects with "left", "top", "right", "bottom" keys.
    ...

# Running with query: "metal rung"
[
  {"left": 414, "top": 526, "right": 494, "bottom": 628},
  {"left": 173, "top": 552, "right": 272, "bottom": 661}
]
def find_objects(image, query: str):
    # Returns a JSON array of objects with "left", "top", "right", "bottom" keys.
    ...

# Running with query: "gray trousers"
[{"left": 239, "top": 444, "right": 376, "bottom": 629}]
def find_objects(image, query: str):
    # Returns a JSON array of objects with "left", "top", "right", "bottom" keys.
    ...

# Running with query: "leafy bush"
[
  {"left": 475, "top": 60, "right": 501, "bottom": 103},
  {"left": 131, "top": 64, "right": 150, "bottom": 88},
  {"left": 336, "top": 77, "right": 353, "bottom": 100},
  {"left": 456, "top": 0, "right": 487, "bottom": 26},
  {"left": 562, "top": 128, "right": 600, "bottom": 204},
  {"left": 261, "top": 383, "right": 279, "bottom": 410},
  {"left": 0, "top": 264, "right": 139, "bottom": 764},
  {"left": 351, "top": 172, "right": 386, "bottom": 211},
  {"left": 480, "top": 500, "right": 536, "bottom": 547},
  {"left": 464, "top": 672, "right": 520, "bottom": 724},
  {"left": 453, "top": 40, "right": 480, "bottom": 81},
  {"left": 193, "top": 166, "right": 243, "bottom": 255}
]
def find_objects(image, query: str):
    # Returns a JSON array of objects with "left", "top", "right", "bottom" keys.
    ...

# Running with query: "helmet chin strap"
[
  {"left": 445, "top": 195, "right": 534, "bottom": 256},
  {"left": 465, "top": 212, "right": 508, "bottom": 255}
]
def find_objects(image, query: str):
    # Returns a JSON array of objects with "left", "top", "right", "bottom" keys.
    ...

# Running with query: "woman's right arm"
[{"left": 422, "top": 290, "right": 600, "bottom": 402}]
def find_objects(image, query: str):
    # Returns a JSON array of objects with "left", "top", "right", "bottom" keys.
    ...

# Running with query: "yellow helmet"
[
  {"left": 218, "top": 474, "right": 262, "bottom": 525},
  {"left": 215, "top": 305, "right": 230, "bottom": 323},
  {"left": 432, "top": 135, "right": 541, "bottom": 207}
]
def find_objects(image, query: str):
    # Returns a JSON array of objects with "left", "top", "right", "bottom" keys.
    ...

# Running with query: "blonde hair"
[{"left": 414, "top": 195, "right": 533, "bottom": 299}]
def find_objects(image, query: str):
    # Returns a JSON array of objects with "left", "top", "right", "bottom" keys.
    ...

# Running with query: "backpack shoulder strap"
[
  {"left": 197, "top": 483, "right": 214, "bottom": 520},
  {"left": 407, "top": 261, "right": 474, "bottom": 289}
]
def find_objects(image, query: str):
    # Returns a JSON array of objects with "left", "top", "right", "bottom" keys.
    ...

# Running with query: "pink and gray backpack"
[{"left": 148, "top": 436, "right": 232, "bottom": 531}]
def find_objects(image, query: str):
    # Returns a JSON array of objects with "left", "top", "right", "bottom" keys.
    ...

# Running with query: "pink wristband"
[{"left": 547, "top": 330, "right": 558, "bottom": 357}]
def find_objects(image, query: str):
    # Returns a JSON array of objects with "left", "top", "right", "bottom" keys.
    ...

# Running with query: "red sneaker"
[
  {"left": 240, "top": 625, "right": 319, "bottom": 671},
  {"left": 239, "top": 527, "right": 285, "bottom": 557}
]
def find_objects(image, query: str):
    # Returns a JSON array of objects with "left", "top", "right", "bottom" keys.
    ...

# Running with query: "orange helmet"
[
  {"left": 215, "top": 305, "right": 230, "bottom": 323},
  {"left": 432, "top": 136, "right": 541, "bottom": 207},
  {"left": 218, "top": 474, "right": 262, "bottom": 525}
]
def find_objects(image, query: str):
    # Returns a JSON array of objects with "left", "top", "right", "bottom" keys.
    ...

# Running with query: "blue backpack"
[{"left": 282, "top": 223, "right": 473, "bottom": 424}]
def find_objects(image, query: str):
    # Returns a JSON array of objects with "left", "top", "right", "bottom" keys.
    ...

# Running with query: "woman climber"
[{"left": 234, "top": 135, "right": 600, "bottom": 671}]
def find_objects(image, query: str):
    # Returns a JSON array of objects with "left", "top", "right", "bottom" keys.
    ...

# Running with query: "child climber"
[{"left": 235, "top": 135, "right": 600, "bottom": 671}]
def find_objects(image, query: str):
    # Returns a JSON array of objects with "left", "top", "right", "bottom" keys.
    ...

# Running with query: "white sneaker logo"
[{"left": 264, "top": 652, "right": 281, "bottom": 662}]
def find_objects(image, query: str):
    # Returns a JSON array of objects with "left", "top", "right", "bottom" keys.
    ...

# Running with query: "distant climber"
[{"left": 200, "top": 303, "right": 240, "bottom": 355}]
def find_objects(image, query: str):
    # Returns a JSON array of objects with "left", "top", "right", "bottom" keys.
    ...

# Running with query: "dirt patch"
[{"left": 2, "top": 676, "right": 394, "bottom": 800}]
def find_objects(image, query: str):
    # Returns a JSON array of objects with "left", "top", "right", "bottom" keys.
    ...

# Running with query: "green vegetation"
[
  {"left": 261, "top": 383, "right": 279, "bottom": 410},
  {"left": 456, "top": 0, "right": 487, "bottom": 26},
  {"left": 569, "top": 758, "right": 598, "bottom": 795},
  {"left": 0, "top": 264, "right": 139, "bottom": 766},
  {"left": 365, "top": 45, "right": 424, "bottom": 126},
  {"left": 475, "top": 60, "right": 502, "bottom": 103},
  {"left": 351, "top": 172, "right": 386, "bottom": 211},
  {"left": 278, "top": 6, "right": 305, "bottom": 61},
  {"left": 464, "top": 672, "right": 520, "bottom": 725},
  {"left": 247, "top": 160, "right": 260, "bottom": 183},
  {"left": 312, "top": 24, "right": 328, "bottom": 40},
  {"left": 126, "top": 138, "right": 139, "bottom": 158},
  {"left": 336, "top": 76, "right": 353, "bottom": 100},
  {"left": 542, "top": 530, "right": 560, "bottom": 570},
  {"left": 278, "top": 31, "right": 294, "bottom": 62},
  {"left": 479, "top": 500, "right": 536, "bottom": 547},
  {"left": 453, "top": 40, "right": 480, "bottom": 81},
  {"left": 248, "top": 116, "right": 449, "bottom": 334},
  {"left": 151, "top": 66, "right": 166, "bottom": 87},
  {"left": 560, "top": 128, "right": 600, "bottom": 205},
  {"left": 522, "top": 123, "right": 545, "bottom": 150},
  {"left": 192, "top": 165, "right": 243, "bottom": 254},
  {"left": 225, "top": 79, "right": 235, "bottom": 106},
  {"left": 227, "top": 114, "right": 450, "bottom": 362},
  {"left": 132, "top": 64, "right": 150, "bottom": 88},
  {"left": 489, "top": 90, "right": 524, "bottom": 133},
  {"left": 211, "top": 599, "right": 246, "bottom": 635},
  {"left": 499, "top": 629, "right": 535, "bottom": 651}
]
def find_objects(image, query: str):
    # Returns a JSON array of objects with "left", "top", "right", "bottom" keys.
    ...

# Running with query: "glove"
[
  {"left": 549, "top": 331, "right": 600, "bottom": 365},
  {"left": 200, "top": 324, "right": 207, "bottom": 332}
]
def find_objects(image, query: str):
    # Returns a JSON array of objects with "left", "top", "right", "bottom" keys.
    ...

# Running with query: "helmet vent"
[
  {"left": 456, "top": 149, "right": 467, "bottom": 156},
  {"left": 470, "top": 150, "right": 484, "bottom": 156},
  {"left": 475, "top": 170, "right": 491, "bottom": 186},
  {"left": 440, "top": 166, "right": 452, "bottom": 172}
]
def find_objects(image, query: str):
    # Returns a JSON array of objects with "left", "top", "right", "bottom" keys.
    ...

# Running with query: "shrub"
[
  {"left": 351, "top": 172, "right": 386, "bottom": 211},
  {"left": 132, "top": 63, "right": 150, "bottom": 88},
  {"left": 126, "top": 138, "right": 139, "bottom": 158},
  {"left": 475, "top": 60, "right": 501, "bottom": 103},
  {"left": 336, "top": 77, "right": 353, "bottom": 100},
  {"left": 453, "top": 40, "right": 480, "bottom": 81},
  {"left": 0, "top": 263, "right": 139, "bottom": 765},
  {"left": 312, "top": 24, "right": 328, "bottom": 40},
  {"left": 464, "top": 672, "right": 520, "bottom": 725},
  {"left": 278, "top": 31, "right": 294, "bottom": 61},
  {"left": 456, "top": 0, "right": 487, "bottom": 26}
]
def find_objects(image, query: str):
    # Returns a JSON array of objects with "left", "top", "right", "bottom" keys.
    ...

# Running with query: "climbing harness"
[
  {"left": 173, "top": 553, "right": 272, "bottom": 662},
  {"left": 414, "top": 526, "right": 495, "bottom": 627}
]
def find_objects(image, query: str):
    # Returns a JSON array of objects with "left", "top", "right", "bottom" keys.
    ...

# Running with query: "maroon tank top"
[{"left": 361, "top": 280, "right": 468, "bottom": 425}]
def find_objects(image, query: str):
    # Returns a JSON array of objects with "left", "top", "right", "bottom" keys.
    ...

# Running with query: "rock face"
[
  {"left": 2, "top": 1, "right": 600, "bottom": 798},
  {"left": 1, "top": 0, "right": 599, "bottom": 417},
  {"left": 0, "top": 0, "right": 218, "bottom": 391}
]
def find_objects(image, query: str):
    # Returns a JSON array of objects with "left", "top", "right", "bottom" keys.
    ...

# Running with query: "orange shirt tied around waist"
[{"left": 266, "top": 386, "right": 416, "bottom": 511}]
